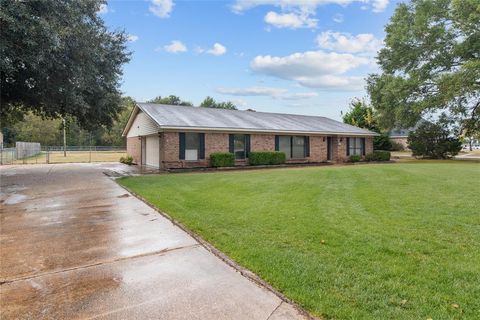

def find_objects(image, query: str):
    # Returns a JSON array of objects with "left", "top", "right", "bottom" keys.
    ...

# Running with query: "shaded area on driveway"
[{"left": 0, "top": 163, "right": 306, "bottom": 319}]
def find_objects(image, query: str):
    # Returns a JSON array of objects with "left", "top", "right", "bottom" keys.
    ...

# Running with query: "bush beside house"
[
  {"left": 365, "top": 150, "right": 391, "bottom": 161},
  {"left": 120, "top": 155, "right": 133, "bottom": 165},
  {"left": 249, "top": 152, "right": 286, "bottom": 165},
  {"left": 349, "top": 155, "right": 361, "bottom": 162},
  {"left": 210, "top": 152, "right": 235, "bottom": 167}
]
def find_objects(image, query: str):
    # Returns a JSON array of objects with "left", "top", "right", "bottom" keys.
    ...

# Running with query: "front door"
[{"left": 327, "top": 137, "right": 333, "bottom": 161}]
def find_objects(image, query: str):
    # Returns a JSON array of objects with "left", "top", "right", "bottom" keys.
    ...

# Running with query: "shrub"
[
  {"left": 390, "top": 140, "right": 405, "bottom": 151},
  {"left": 120, "top": 155, "right": 133, "bottom": 165},
  {"left": 249, "top": 151, "right": 286, "bottom": 165},
  {"left": 373, "top": 132, "right": 392, "bottom": 150},
  {"left": 408, "top": 122, "right": 462, "bottom": 159},
  {"left": 365, "top": 153, "right": 375, "bottom": 161},
  {"left": 210, "top": 152, "right": 235, "bottom": 167},
  {"left": 375, "top": 150, "right": 391, "bottom": 161},
  {"left": 349, "top": 154, "right": 361, "bottom": 162},
  {"left": 365, "top": 150, "right": 391, "bottom": 161}
]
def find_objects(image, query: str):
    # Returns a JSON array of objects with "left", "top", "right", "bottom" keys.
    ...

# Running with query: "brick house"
[
  {"left": 123, "top": 103, "right": 377, "bottom": 169},
  {"left": 388, "top": 119, "right": 427, "bottom": 150}
]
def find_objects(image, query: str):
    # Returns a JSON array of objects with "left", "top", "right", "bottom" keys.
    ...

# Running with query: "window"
[
  {"left": 185, "top": 133, "right": 199, "bottom": 160},
  {"left": 292, "top": 136, "right": 305, "bottom": 159},
  {"left": 348, "top": 137, "right": 364, "bottom": 156},
  {"left": 233, "top": 134, "right": 246, "bottom": 159},
  {"left": 279, "top": 136, "right": 292, "bottom": 159},
  {"left": 229, "top": 134, "right": 250, "bottom": 159},
  {"left": 278, "top": 136, "right": 308, "bottom": 159}
]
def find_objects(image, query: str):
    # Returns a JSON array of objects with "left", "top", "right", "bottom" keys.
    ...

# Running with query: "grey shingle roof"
[{"left": 136, "top": 103, "right": 377, "bottom": 136}]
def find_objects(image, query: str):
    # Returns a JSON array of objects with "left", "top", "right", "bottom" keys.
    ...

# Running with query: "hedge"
[
  {"left": 365, "top": 150, "right": 391, "bottom": 161},
  {"left": 210, "top": 152, "right": 235, "bottom": 167},
  {"left": 249, "top": 151, "right": 286, "bottom": 165},
  {"left": 349, "top": 154, "right": 361, "bottom": 162}
]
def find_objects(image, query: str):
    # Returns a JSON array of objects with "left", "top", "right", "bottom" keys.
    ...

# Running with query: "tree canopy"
[
  {"left": 367, "top": 0, "right": 479, "bottom": 134},
  {"left": 3, "top": 97, "right": 135, "bottom": 147},
  {"left": 200, "top": 96, "right": 237, "bottom": 110},
  {"left": 147, "top": 95, "right": 193, "bottom": 106},
  {"left": 0, "top": 0, "right": 130, "bottom": 129},
  {"left": 342, "top": 99, "right": 378, "bottom": 131},
  {"left": 342, "top": 99, "right": 392, "bottom": 150}
]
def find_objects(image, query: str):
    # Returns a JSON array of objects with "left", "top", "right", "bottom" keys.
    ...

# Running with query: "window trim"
[
  {"left": 347, "top": 137, "right": 364, "bottom": 156},
  {"left": 276, "top": 135, "right": 308, "bottom": 159},
  {"left": 233, "top": 134, "right": 246, "bottom": 160},
  {"left": 179, "top": 132, "right": 205, "bottom": 161},
  {"left": 229, "top": 134, "right": 250, "bottom": 160}
]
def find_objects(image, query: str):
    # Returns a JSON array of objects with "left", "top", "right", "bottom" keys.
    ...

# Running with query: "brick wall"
[
  {"left": 161, "top": 132, "right": 184, "bottom": 168},
  {"left": 251, "top": 134, "right": 275, "bottom": 151},
  {"left": 126, "top": 137, "right": 142, "bottom": 164},
  {"left": 336, "top": 136, "right": 348, "bottom": 162},
  {"left": 309, "top": 135, "right": 328, "bottom": 162},
  {"left": 366, "top": 136, "right": 374, "bottom": 155},
  {"left": 153, "top": 131, "right": 374, "bottom": 168},
  {"left": 206, "top": 133, "right": 229, "bottom": 155}
]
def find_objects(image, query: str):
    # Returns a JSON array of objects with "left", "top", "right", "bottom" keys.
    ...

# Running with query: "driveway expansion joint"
[
  {"left": 266, "top": 301, "right": 283, "bottom": 320},
  {"left": 0, "top": 244, "right": 200, "bottom": 285}
]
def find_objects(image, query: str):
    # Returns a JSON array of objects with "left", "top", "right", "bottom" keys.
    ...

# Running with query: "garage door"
[{"left": 145, "top": 135, "right": 159, "bottom": 167}]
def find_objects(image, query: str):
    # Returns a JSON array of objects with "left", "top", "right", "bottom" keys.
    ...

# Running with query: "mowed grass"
[{"left": 118, "top": 162, "right": 480, "bottom": 319}]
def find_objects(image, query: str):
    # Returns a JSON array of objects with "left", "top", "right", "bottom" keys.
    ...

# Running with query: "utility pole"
[{"left": 63, "top": 118, "right": 67, "bottom": 157}]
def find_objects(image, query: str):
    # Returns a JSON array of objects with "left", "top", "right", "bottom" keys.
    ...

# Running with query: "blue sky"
[{"left": 100, "top": 0, "right": 396, "bottom": 120}]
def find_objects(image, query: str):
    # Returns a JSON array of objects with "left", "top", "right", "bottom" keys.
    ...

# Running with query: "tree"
[
  {"left": 408, "top": 121, "right": 462, "bottom": 158},
  {"left": 147, "top": 95, "right": 192, "bottom": 106},
  {"left": 367, "top": 0, "right": 480, "bottom": 134},
  {"left": 342, "top": 99, "right": 392, "bottom": 150},
  {"left": 5, "top": 96, "right": 136, "bottom": 147},
  {"left": 200, "top": 96, "right": 237, "bottom": 110},
  {"left": 0, "top": 0, "right": 130, "bottom": 130},
  {"left": 101, "top": 97, "right": 136, "bottom": 146},
  {"left": 342, "top": 99, "right": 378, "bottom": 131},
  {"left": 12, "top": 113, "right": 63, "bottom": 146}
]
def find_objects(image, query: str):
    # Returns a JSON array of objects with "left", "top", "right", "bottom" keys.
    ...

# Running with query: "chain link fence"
[{"left": 0, "top": 146, "right": 126, "bottom": 165}]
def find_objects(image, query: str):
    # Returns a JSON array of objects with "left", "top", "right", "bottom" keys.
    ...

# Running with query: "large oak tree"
[
  {"left": 367, "top": 0, "right": 479, "bottom": 136},
  {"left": 0, "top": 0, "right": 130, "bottom": 129}
]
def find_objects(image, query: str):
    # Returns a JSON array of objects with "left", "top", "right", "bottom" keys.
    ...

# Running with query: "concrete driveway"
[{"left": 0, "top": 163, "right": 307, "bottom": 319}]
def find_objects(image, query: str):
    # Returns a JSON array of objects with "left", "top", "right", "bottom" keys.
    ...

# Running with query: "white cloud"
[
  {"left": 216, "top": 86, "right": 318, "bottom": 100},
  {"left": 372, "top": 0, "right": 389, "bottom": 12},
  {"left": 97, "top": 4, "right": 109, "bottom": 14},
  {"left": 332, "top": 13, "right": 344, "bottom": 23},
  {"left": 149, "top": 0, "right": 174, "bottom": 18},
  {"left": 251, "top": 51, "right": 368, "bottom": 78},
  {"left": 281, "top": 92, "right": 319, "bottom": 100},
  {"left": 231, "top": 0, "right": 389, "bottom": 14},
  {"left": 161, "top": 40, "right": 187, "bottom": 53},
  {"left": 264, "top": 11, "right": 318, "bottom": 29},
  {"left": 297, "top": 75, "right": 365, "bottom": 90},
  {"left": 250, "top": 50, "right": 369, "bottom": 90},
  {"left": 316, "top": 31, "right": 383, "bottom": 54},
  {"left": 127, "top": 35, "right": 139, "bottom": 43},
  {"left": 217, "top": 86, "right": 287, "bottom": 97},
  {"left": 207, "top": 43, "right": 227, "bottom": 56}
]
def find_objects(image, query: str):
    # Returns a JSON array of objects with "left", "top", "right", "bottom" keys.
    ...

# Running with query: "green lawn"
[{"left": 118, "top": 162, "right": 480, "bottom": 319}]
